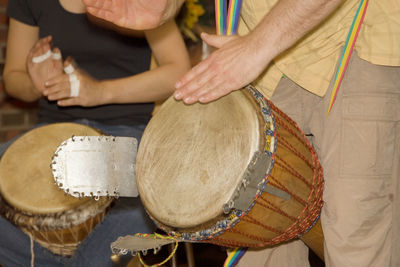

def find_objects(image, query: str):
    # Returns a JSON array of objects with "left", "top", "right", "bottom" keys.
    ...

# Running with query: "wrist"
[
  {"left": 98, "top": 80, "right": 112, "bottom": 105},
  {"left": 246, "top": 31, "right": 275, "bottom": 70}
]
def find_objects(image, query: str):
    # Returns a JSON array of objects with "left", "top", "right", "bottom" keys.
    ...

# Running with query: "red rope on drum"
[
  {"left": 268, "top": 175, "right": 307, "bottom": 206},
  {"left": 268, "top": 100, "right": 303, "bottom": 133},
  {"left": 257, "top": 196, "right": 297, "bottom": 222},
  {"left": 274, "top": 156, "right": 312, "bottom": 188},
  {"left": 242, "top": 215, "right": 284, "bottom": 235},
  {"left": 274, "top": 116, "right": 309, "bottom": 149},
  {"left": 209, "top": 236, "right": 257, "bottom": 248},
  {"left": 270, "top": 98, "right": 325, "bottom": 223},
  {"left": 228, "top": 227, "right": 279, "bottom": 243},
  {"left": 275, "top": 135, "right": 314, "bottom": 169},
  {"left": 206, "top": 98, "right": 325, "bottom": 249}
]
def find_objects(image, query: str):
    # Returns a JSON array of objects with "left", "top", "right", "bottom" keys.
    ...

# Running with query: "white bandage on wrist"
[
  {"left": 32, "top": 50, "right": 52, "bottom": 63},
  {"left": 70, "top": 80, "right": 80, "bottom": 97},
  {"left": 64, "top": 64, "right": 75, "bottom": 74},
  {"left": 51, "top": 52, "right": 62, "bottom": 60}
]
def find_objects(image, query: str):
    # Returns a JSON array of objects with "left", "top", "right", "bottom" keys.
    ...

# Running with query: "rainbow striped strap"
[
  {"left": 327, "top": 0, "right": 369, "bottom": 115},
  {"left": 215, "top": 0, "right": 227, "bottom": 35},
  {"left": 223, "top": 247, "right": 247, "bottom": 267},
  {"left": 215, "top": 2, "right": 244, "bottom": 265},
  {"left": 215, "top": 0, "right": 243, "bottom": 36}
]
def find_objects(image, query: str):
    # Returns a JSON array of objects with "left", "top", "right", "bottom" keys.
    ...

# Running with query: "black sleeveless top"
[{"left": 7, "top": 0, "right": 154, "bottom": 125}]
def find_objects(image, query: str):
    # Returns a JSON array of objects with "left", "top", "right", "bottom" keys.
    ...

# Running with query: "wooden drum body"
[
  {"left": 0, "top": 123, "right": 112, "bottom": 256},
  {"left": 137, "top": 86, "right": 324, "bottom": 259}
]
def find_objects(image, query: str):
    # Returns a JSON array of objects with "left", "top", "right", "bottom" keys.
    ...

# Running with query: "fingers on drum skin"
[
  {"left": 196, "top": 77, "right": 228, "bottom": 104},
  {"left": 179, "top": 72, "right": 216, "bottom": 100},
  {"left": 182, "top": 75, "right": 221, "bottom": 104},
  {"left": 174, "top": 63, "right": 212, "bottom": 100},
  {"left": 199, "top": 84, "right": 230, "bottom": 103}
]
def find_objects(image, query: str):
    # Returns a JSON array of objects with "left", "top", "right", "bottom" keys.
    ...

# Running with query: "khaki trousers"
[{"left": 237, "top": 53, "right": 400, "bottom": 267}]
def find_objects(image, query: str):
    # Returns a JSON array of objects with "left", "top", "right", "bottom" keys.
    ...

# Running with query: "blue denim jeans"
[{"left": 0, "top": 120, "right": 156, "bottom": 267}]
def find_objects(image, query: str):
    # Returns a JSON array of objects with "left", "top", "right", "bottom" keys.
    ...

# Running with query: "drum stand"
[{"left": 169, "top": 243, "right": 195, "bottom": 267}]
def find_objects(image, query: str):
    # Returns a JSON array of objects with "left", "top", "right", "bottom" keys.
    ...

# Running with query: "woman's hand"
[
  {"left": 174, "top": 32, "right": 271, "bottom": 104},
  {"left": 44, "top": 58, "right": 104, "bottom": 107},
  {"left": 27, "top": 36, "right": 63, "bottom": 96}
]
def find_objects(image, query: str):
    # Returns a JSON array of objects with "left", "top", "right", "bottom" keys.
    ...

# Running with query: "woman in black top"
[{"left": 0, "top": 0, "right": 190, "bottom": 266}]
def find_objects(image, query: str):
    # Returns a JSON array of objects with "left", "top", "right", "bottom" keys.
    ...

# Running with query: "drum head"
[
  {"left": 0, "top": 123, "right": 101, "bottom": 214},
  {"left": 137, "top": 91, "right": 262, "bottom": 228}
]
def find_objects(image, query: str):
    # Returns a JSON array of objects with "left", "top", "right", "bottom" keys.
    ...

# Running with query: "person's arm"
[
  {"left": 82, "top": 0, "right": 185, "bottom": 30},
  {"left": 3, "top": 18, "right": 40, "bottom": 102},
  {"left": 45, "top": 20, "right": 191, "bottom": 107},
  {"left": 174, "top": 0, "right": 344, "bottom": 104},
  {"left": 3, "top": 19, "right": 64, "bottom": 102}
]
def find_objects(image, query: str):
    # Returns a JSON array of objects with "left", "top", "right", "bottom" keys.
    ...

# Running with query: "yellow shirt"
[{"left": 238, "top": 0, "right": 400, "bottom": 98}]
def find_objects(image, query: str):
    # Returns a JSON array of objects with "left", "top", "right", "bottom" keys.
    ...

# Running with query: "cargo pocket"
[{"left": 340, "top": 94, "right": 400, "bottom": 179}]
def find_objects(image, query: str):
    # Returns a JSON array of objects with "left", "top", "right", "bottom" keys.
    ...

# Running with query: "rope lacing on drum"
[{"left": 134, "top": 233, "right": 179, "bottom": 267}]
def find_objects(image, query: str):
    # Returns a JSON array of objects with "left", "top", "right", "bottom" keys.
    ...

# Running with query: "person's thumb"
[{"left": 201, "top": 32, "right": 238, "bottom": 48}]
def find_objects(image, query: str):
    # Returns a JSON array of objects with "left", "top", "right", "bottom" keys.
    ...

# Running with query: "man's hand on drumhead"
[
  {"left": 174, "top": 32, "right": 270, "bottom": 104},
  {"left": 82, "top": 0, "right": 184, "bottom": 30}
]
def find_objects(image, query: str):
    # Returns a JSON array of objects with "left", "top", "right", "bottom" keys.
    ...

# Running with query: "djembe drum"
[
  {"left": 0, "top": 123, "right": 112, "bottom": 256},
  {"left": 136, "top": 85, "right": 324, "bottom": 259}
]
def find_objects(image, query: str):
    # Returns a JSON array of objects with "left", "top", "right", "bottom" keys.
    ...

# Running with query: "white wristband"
[
  {"left": 64, "top": 64, "right": 75, "bottom": 74},
  {"left": 52, "top": 52, "right": 62, "bottom": 60},
  {"left": 70, "top": 80, "right": 80, "bottom": 97},
  {"left": 32, "top": 50, "right": 52, "bottom": 64}
]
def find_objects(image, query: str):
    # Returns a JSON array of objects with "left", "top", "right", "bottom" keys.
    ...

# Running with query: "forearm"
[
  {"left": 248, "top": 0, "right": 344, "bottom": 66},
  {"left": 173, "top": 0, "right": 344, "bottom": 104},
  {"left": 101, "top": 19, "right": 189, "bottom": 104},
  {"left": 3, "top": 71, "right": 41, "bottom": 102},
  {"left": 101, "top": 62, "right": 189, "bottom": 104}
]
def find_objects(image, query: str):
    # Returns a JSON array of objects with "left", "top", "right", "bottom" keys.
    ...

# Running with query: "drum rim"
[{"left": 0, "top": 122, "right": 102, "bottom": 214}]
